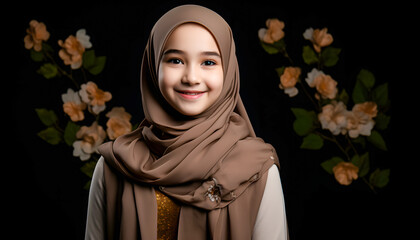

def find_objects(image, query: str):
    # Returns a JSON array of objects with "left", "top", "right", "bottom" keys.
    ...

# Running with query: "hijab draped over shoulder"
[{"left": 98, "top": 4, "right": 279, "bottom": 240}]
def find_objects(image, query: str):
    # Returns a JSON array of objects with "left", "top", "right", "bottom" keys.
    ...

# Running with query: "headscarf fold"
[{"left": 98, "top": 4, "right": 279, "bottom": 239}]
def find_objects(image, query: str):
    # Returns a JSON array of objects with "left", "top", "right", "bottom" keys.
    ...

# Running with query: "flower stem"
[
  {"left": 362, "top": 176, "right": 377, "bottom": 194},
  {"left": 43, "top": 48, "right": 80, "bottom": 89},
  {"left": 298, "top": 80, "right": 320, "bottom": 112}
]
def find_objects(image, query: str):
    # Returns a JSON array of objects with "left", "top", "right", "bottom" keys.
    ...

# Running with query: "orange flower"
[
  {"left": 313, "top": 74, "right": 338, "bottom": 100},
  {"left": 332, "top": 162, "right": 359, "bottom": 185},
  {"left": 303, "top": 27, "right": 333, "bottom": 53},
  {"left": 279, "top": 67, "right": 301, "bottom": 97},
  {"left": 258, "top": 18, "right": 285, "bottom": 44},
  {"left": 346, "top": 101, "right": 377, "bottom": 138},
  {"left": 63, "top": 102, "right": 86, "bottom": 122},
  {"left": 312, "top": 28, "right": 333, "bottom": 53},
  {"left": 105, "top": 107, "right": 132, "bottom": 140},
  {"left": 24, "top": 20, "right": 50, "bottom": 51},
  {"left": 352, "top": 101, "right": 378, "bottom": 120},
  {"left": 58, "top": 29, "right": 92, "bottom": 69},
  {"left": 62, "top": 88, "right": 86, "bottom": 122},
  {"left": 58, "top": 35, "right": 85, "bottom": 69},
  {"left": 79, "top": 81, "right": 112, "bottom": 114}
]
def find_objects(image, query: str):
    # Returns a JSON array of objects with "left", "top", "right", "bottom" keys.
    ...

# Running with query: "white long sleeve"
[
  {"left": 252, "top": 165, "right": 288, "bottom": 240},
  {"left": 85, "top": 157, "right": 106, "bottom": 240},
  {"left": 84, "top": 159, "right": 288, "bottom": 240}
]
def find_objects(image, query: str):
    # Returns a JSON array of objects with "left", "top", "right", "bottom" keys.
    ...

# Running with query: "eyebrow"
[{"left": 163, "top": 49, "right": 221, "bottom": 58}]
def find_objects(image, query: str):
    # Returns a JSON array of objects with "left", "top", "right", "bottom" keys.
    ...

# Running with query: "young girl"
[{"left": 85, "top": 4, "right": 288, "bottom": 240}]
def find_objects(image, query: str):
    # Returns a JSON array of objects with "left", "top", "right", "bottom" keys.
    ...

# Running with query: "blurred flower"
[
  {"left": 346, "top": 102, "right": 377, "bottom": 138},
  {"left": 258, "top": 18, "right": 285, "bottom": 44},
  {"left": 79, "top": 81, "right": 112, "bottom": 114},
  {"left": 318, "top": 101, "right": 348, "bottom": 135},
  {"left": 61, "top": 88, "right": 86, "bottom": 122},
  {"left": 58, "top": 29, "right": 92, "bottom": 69},
  {"left": 332, "top": 162, "right": 359, "bottom": 185},
  {"left": 24, "top": 20, "right": 50, "bottom": 51},
  {"left": 105, "top": 107, "right": 132, "bottom": 140},
  {"left": 279, "top": 67, "right": 300, "bottom": 97},
  {"left": 303, "top": 27, "right": 333, "bottom": 53},
  {"left": 73, "top": 122, "right": 106, "bottom": 161},
  {"left": 305, "top": 68, "right": 337, "bottom": 99}
]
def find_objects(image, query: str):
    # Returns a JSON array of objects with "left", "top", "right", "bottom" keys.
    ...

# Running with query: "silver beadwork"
[{"left": 205, "top": 178, "right": 221, "bottom": 203}]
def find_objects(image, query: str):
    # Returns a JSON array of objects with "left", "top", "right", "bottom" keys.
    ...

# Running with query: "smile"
[{"left": 176, "top": 90, "right": 206, "bottom": 100}]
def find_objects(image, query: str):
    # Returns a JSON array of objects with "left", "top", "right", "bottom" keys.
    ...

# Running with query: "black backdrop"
[{"left": 12, "top": 1, "right": 401, "bottom": 239}]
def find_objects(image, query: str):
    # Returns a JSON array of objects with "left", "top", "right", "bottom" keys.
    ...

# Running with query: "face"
[{"left": 158, "top": 23, "right": 224, "bottom": 116}]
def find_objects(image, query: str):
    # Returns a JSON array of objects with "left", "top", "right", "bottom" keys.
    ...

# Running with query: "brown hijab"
[{"left": 98, "top": 4, "right": 280, "bottom": 239}]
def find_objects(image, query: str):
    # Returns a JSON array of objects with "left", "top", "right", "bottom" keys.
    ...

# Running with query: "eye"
[
  {"left": 168, "top": 58, "right": 183, "bottom": 64},
  {"left": 202, "top": 60, "right": 216, "bottom": 66}
]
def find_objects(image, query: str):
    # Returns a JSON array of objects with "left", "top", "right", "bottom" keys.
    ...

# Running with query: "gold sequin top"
[{"left": 155, "top": 189, "right": 181, "bottom": 240}]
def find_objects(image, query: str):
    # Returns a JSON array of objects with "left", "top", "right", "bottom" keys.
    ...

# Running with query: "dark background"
[{"left": 12, "top": 1, "right": 404, "bottom": 239}]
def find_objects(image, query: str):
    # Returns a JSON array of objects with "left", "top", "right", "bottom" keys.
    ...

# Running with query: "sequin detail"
[
  {"left": 155, "top": 189, "right": 180, "bottom": 240},
  {"left": 205, "top": 178, "right": 221, "bottom": 203}
]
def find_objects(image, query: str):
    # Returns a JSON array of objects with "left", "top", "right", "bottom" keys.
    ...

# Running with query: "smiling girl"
[{"left": 85, "top": 5, "right": 288, "bottom": 240}]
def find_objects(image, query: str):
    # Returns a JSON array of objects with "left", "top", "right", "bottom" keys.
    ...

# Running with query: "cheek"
[
  {"left": 206, "top": 68, "right": 224, "bottom": 96},
  {"left": 158, "top": 65, "right": 179, "bottom": 93}
]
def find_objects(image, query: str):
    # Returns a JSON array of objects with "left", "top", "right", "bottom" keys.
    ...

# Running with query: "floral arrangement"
[
  {"left": 258, "top": 19, "right": 390, "bottom": 191},
  {"left": 24, "top": 20, "right": 136, "bottom": 188}
]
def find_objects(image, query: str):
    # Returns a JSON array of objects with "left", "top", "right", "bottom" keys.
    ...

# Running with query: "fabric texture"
[
  {"left": 97, "top": 4, "right": 280, "bottom": 240},
  {"left": 84, "top": 158, "right": 288, "bottom": 240}
]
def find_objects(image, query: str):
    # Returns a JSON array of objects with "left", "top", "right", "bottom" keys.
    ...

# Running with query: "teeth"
[{"left": 183, "top": 92, "right": 200, "bottom": 95}]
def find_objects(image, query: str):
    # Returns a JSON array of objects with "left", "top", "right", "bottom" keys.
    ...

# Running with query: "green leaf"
[
  {"left": 369, "top": 168, "right": 390, "bottom": 188},
  {"left": 372, "top": 83, "right": 389, "bottom": 108},
  {"left": 357, "top": 69, "right": 375, "bottom": 90},
  {"left": 374, "top": 112, "right": 391, "bottom": 130},
  {"left": 35, "top": 108, "right": 58, "bottom": 127},
  {"left": 83, "top": 50, "right": 107, "bottom": 75},
  {"left": 351, "top": 136, "right": 366, "bottom": 148},
  {"left": 321, "top": 156, "right": 344, "bottom": 174},
  {"left": 80, "top": 160, "right": 97, "bottom": 178},
  {"left": 367, "top": 130, "right": 387, "bottom": 151},
  {"left": 275, "top": 66, "right": 285, "bottom": 78},
  {"left": 89, "top": 56, "right": 106, "bottom": 75},
  {"left": 83, "top": 180, "right": 92, "bottom": 190},
  {"left": 37, "top": 127, "right": 62, "bottom": 145},
  {"left": 37, "top": 63, "right": 58, "bottom": 79},
  {"left": 30, "top": 49, "right": 44, "bottom": 62},
  {"left": 302, "top": 45, "right": 318, "bottom": 65},
  {"left": 64, "top": 121, "right": 81, "bottom": 146},
  {"left": 260, "top": 41, "right": 279, "bottom": 54},
  {"left": 291, "top": 108, "right": 317, "bottom": 136},
  {"left": 300, "top": 133, "right": 324, "bottom": 150},
  {"left": 351, "top": 153, "right": 370, "bottom": 177},
  {"left": 338, "top": 89, "right": 349, "bottom": 105},
  {"left": 83, "top": 49, "right": 96, "bottom": 68},
  {"left": 321, "top": 47, "right": 341, "bottom": 67},
  {"left": 352, "top": 79, "right": 369, "bottom": 104}
]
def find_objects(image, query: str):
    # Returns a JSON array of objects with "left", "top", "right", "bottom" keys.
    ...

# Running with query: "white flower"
[
  {"left": 72, "top": 122, "right": 106, "bottom": 161},
  {"left": 305, "top": 68, "right": 324, "bottom": 87},
  {"left": 72, "top": 141, "right": 91, "bottom": 161},
  {"left": 283, "top": 87, "right": 299, "bottom": 97},
  {"left": 62, "top": 88, "right": 82, "bottom": 104},
  {"left": 303, "top": 28, "right": 314, "bottom": 41},
  {"left": 76, "top": 29, "right": 92, "bottom": 49}
]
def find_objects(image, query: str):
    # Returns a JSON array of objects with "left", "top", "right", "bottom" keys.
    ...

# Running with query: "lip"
[{"left": 175, "top": 89, "right": 206, "bottom": 100}]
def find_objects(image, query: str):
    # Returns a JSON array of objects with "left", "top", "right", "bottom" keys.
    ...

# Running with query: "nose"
[{"left": 181, "top": 64, "right": 200, "bottom": 85}]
